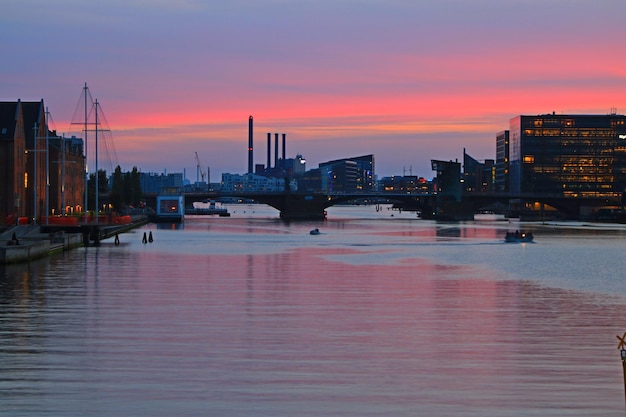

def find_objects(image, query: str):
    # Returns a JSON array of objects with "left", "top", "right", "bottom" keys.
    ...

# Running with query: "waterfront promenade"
[{"left": 0, "top": 215, "right": 148, "bottom": 264}]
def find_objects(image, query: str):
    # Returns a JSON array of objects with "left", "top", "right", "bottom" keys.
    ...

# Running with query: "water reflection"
[{"left": 1, "top": 211, "right": 626, "bottom": 416}]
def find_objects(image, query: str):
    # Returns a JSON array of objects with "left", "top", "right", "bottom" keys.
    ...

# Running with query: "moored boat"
[{"left": 185, "top": 200, "right": 230, "bottom": 216}]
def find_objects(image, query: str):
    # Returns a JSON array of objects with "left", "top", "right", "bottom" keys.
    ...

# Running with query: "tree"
[
  {"left": 110, "top": 165, "right": 124, "bottom": 211},
  {"left": 87, "top": 169, "right": 109, "bottom": 213}
]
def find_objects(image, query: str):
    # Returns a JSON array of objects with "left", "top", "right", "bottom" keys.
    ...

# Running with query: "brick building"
[{"left": 0, "top": 99, "right": 85, "bottom": 224}]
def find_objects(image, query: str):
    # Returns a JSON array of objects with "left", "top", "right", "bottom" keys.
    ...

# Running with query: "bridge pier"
[{"left": 278, "top": 194, "right": 328, "bottom": 220}]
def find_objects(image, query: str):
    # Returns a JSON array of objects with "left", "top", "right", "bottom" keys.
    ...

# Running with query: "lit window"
[
  {"left": 24, "top": 172, "right": 28, "bottom": 188},
  {"left": 523, "top": 155, "right": 535, "bottom": 163}
]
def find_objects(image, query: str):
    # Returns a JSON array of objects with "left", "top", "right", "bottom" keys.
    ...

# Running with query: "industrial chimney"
[
  {"left": 282, "top": 133, "right": 286, "bottom": 161},
  {"left": 267, "top": 133, "right": 271, "bottom": 170},
  {"left": 274, "top": 133, "right": 279, "bottom": 168},
  {"left": 248, "top": 116, "right": 253, "bottom": 174}
]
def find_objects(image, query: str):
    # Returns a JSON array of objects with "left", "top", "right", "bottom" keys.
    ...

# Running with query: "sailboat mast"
[
  {"left": 83, "top": 82, "right": 88, "bottom": 216},
  {"left": 45, "top": 106, "right": 50, "bottom": 225},
  {"left": 95, "top": 99, "right": 99, "bottom": 224}
]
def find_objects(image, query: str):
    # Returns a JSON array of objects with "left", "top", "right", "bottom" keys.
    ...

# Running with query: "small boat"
[
  {"left": 309, "top": 228, "right": 320, "bottom": 235},
  {"left": 505, "top": 231, "right": 533, "bottom": 243}
]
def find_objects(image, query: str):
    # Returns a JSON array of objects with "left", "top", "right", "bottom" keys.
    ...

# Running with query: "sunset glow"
[{"left": 2, "top": 0, "right": 626, "bottom": 178}]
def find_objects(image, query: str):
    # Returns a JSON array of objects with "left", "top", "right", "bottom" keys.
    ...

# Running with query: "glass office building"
[{"left": 509, "top": 113, "right": 626, "bottom": 199}]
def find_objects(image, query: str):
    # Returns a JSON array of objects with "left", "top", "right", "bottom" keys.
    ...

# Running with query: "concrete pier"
[{"left": 0, "top": 215, "right": 147, "bottom": 264}]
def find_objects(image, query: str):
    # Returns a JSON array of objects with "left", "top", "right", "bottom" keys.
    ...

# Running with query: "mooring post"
[{"left": 616, "top": 332, "right": 626, "bottom": 412}]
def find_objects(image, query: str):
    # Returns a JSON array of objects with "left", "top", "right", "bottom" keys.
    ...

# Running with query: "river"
[{"left": 1, "top": 205, "right": 626, "bottom": 416}]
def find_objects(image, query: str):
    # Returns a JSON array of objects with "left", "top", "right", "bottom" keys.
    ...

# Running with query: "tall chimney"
[
  {"left": 274, "top": 133, "right": 279, "bottom": 168},
  {"left": 248, "top": 116, "right": 253, "bottom": 174},
  {"left": 267, "top": 133, "right": 271, "bottom": 170},
  {"left": 282, "top": 133, "right": 286, "bottom": 161}
]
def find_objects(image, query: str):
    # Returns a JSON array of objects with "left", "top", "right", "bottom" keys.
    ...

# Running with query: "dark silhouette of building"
[
  {"left": 431, "top": 159, "right": 461, "bottom": 201},
  {"left": 463, "top": 149, "right": 494, "bottom": 192},
  {"left": 319, "top": 154, "right": 374, "bottom": 192}
]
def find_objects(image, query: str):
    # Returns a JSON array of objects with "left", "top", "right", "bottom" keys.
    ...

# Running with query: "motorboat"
[{"left": 505, "top": 231, "right": 533, "bottom": 243}]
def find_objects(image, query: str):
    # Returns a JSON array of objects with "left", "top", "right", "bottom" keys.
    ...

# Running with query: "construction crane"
[{"left": 195, "top": 152, "right": 207, "bottom": 183}]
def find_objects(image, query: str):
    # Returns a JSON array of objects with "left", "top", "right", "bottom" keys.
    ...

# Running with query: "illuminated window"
[
  {"left": 24, "top": 172, "right": 28, "bottom": 188},
  {"left": 523, "top": 155, "right": 535, "bottom": 163}
]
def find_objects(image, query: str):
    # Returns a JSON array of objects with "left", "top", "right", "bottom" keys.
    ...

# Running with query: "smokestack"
[
  {"left": 282, "top": 133, "right": 286, "bottom": 161},
  {"left": 248, "top": 116, "right": 253, "bottom": 174},
  {"left": 274, "top": 133, "right": 279, "bottom": 168},
  {"left": 267, "top": 133, "right": 271, "bottom": 170}
]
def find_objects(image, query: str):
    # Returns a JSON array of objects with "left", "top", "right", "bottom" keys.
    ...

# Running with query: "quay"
[{"left": 0, "top": 215, "right": 148, "bottom": 265}]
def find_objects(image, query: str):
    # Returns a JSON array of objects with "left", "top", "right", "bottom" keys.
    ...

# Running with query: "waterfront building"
[
  {"left": 47, "top": 133, "right": 85, "bottom": 216},
  {"left": 508, "top": 113, "right": 626, "bottom": 200},
  {"left": 0, "top": 101, "right": 28, "bottom": 222},
  {"left": 0, "top": 100, "right": 84, "bottom": 223}
]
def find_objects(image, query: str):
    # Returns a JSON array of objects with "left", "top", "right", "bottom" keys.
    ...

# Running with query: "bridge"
[
  {"left": 183, "top": 190, "right": 437, "bottom": 220},
  {"left": 145, "top": 190, "right": 623, "bottom": 221}
]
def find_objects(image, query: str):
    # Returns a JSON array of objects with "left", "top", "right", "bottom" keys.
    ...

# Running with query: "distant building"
[
  {"left": 508, "top": 113, "right": 626, "bottom": 198},
  {"left": 318, "top": 154, "right": 375, "bottom": 193},
  {"left": 379, "top": 175, "right": 429, "bottom": 193},
  {"left": 139, "top": 171, "right": 184, "bottom": 194},
  {"left": 221, "top": 173, "right": 297, "bottom": 192},
  {"left": 463, "top": 149, "right": 494, "bottom": 192},
  {"left": 299, "top": 168, "right": 322, "bottom": 192},
  {"left": 495, "top": 130, "right": 510, "bottom": 192},
  {"left": 284, "top": 153, "right": 307, "bottom": 177}
]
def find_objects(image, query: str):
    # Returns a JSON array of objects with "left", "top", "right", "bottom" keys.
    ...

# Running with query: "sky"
[{"left": 2, "top": 0, "right": 626, "bottom": 180}]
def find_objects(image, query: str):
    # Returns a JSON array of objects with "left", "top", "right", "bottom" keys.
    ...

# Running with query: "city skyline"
[{"left": 2, "top": 0, "right": 626, "bottom": 178}]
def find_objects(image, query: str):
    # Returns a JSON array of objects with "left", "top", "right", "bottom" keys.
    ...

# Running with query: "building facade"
[
  {"left": 509, "top": 113, "right": 626, "bottom": 199},
  {"left": 495, "top": 130, "right": 509, "bottom": 192},
  {"left": 48, "top": 134, "right": 85, "bottom": 216},
  {"left": 0, "top": 101, "right": 28, "bottom": 222},
  {"left": 0, "top": 100, "right": 85, "bottom": 223}
]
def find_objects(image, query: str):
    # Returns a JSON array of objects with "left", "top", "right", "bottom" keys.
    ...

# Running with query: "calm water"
[{"left": 2, "top": 205, "right": 626, "bottom": 416}]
